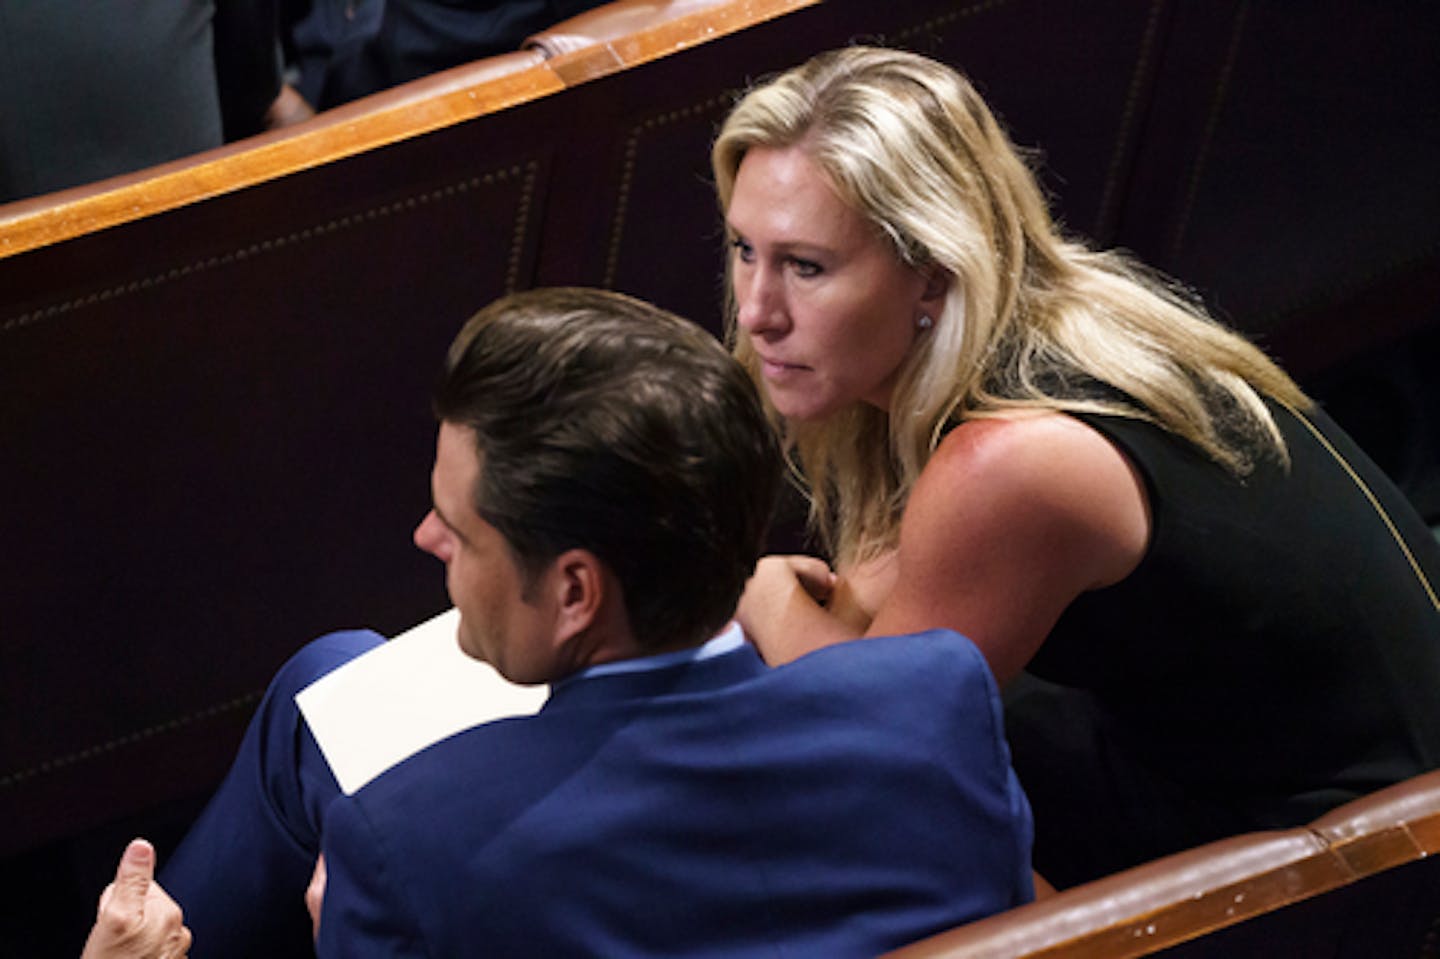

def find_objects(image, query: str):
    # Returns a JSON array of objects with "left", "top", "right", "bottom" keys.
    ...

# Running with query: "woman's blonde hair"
[{"left": 712, "top": 46, "right": 1309, "bottom": 564}]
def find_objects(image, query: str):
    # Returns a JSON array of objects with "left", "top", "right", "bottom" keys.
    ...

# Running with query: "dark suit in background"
[
  {"left": 285, "top": 0, "right": 608, "bottom": 108},
  {"left": 0, "top": 0, "right": 282, "bottom": 203}
]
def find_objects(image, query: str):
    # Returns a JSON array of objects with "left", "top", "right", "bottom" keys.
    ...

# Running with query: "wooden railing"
[
  {"left": 0, "top": 0, "right": 811, "bottom": 261},
  {"left": 883, "top": 770, "right": 1440, "bottom": 959}
]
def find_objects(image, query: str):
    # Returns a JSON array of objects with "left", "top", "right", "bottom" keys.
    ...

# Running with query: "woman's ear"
[{"left": 921, "top": 265, "right": 952, "bottom": 308}]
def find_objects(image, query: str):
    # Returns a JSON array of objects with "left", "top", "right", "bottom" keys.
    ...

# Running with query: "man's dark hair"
[{"left": 434, "top": 287, "right": 782, "bottom": 650}]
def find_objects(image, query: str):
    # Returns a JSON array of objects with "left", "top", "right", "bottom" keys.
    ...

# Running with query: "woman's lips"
[{"left": 759, "top": 355, "right": 807, "bottom": 378}]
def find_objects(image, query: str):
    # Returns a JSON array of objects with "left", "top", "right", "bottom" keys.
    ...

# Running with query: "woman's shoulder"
[
  {"left": 925, "top": 411, "right": 1136, "bottom": 495},
  {"left": 909, "top": 411, "right": 1150, "bottom": 589},
  {"left": 871, "top": 411, "right": 1151, "bottom": 682}
]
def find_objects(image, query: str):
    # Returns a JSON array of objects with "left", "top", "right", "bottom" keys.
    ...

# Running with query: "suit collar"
[{"left": 543, "top": 641, "right": 767, "bottom": 711}]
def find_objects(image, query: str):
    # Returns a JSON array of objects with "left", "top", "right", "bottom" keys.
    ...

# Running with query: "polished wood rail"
[
  {"left": 0, "top": 0, "right": 816, "bottom": 261},
  {"left": 883, "top": 770, "right": 1440, "bottom": 959}
]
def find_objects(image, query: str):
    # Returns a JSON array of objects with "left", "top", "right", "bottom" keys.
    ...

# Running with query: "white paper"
[{"left": 295, "top": 608, "right": 548, "bottom": 795}]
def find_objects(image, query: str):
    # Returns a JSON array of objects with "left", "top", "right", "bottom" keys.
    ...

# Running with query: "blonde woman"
[{"left": 716, "top": 46, "right": 1440, "bottom": 887}]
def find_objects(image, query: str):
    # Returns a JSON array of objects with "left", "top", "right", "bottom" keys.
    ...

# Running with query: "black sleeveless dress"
[{"left": 1001, "top": 400, "right": 1440, "bottom": 885}]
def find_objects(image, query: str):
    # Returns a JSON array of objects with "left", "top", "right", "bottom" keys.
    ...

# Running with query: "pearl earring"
[{"left": 916, "top": 314, "right": 934, "bottom": 330}]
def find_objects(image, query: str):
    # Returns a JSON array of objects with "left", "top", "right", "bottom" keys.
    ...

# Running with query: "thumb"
[
  {"left": 789, "top": 557, "right": 837, "bottom": 604},
  {"left": 110, "top": 839, "right": 156, "bottom": 908}
]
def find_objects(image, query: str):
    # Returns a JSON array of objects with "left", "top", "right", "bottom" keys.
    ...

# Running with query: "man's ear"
[{"left": 547, "top": 548, "right": 606, "bottom": 645}]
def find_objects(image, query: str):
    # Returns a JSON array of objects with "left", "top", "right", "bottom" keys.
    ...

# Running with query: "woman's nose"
[{"left": 735, "top": 266, "right": 786, "bottom": 336}]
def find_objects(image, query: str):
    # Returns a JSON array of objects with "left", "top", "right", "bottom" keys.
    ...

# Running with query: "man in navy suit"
[{"left": 160, "top": 287, "right": 1033, "bottom": 957}]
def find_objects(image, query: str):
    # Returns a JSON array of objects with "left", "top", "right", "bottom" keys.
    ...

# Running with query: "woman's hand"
[{"left": 737, "top": 555, "right": 860, "bottom": 664}]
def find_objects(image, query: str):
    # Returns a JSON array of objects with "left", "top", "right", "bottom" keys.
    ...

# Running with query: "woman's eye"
[
  {"left": 790, "top": 258, "right": 822, "bottom": 278},
  {"left": 730, "top": 237, "right": 754, "bottom": 262}
]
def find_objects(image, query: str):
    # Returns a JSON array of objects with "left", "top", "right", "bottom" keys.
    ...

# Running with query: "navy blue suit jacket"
[{"left": 317, "top": 630, "right": 1032, "bottom": 957}]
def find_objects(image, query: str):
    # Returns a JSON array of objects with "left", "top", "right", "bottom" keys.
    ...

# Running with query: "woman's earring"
[{"left": 916, "top": 314, "right": 934, "bottom": 330}]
